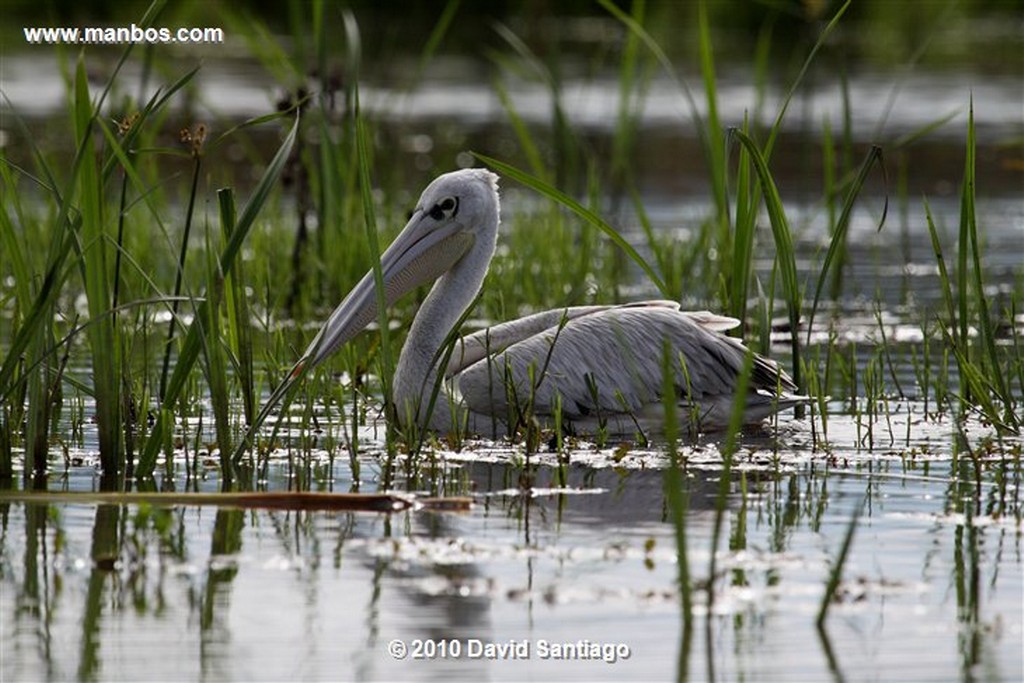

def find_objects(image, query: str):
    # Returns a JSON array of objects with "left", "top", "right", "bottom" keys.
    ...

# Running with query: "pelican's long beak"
[{"left": 297, "top": 212, "right": 474, "bottom": 372}]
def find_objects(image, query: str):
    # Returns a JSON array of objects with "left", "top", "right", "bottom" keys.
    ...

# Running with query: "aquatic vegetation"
[{"left": 0, "top": 0, "right": 1018, "bottom": 478}]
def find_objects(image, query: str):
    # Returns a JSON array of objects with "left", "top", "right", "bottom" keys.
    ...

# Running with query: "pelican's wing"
[
  {"left": 455, "top": 303, "right": 794, "bottom": 426},
  {"left": 444, "top": 300, "right": 695, "bottom": 378},
  {"left": 444, "top": 305, "right": 608, "bottom": 378}
]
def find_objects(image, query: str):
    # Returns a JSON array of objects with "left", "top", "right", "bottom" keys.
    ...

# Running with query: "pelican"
[{"left": 295, "top": 168, "right": 806, "bottom": 438}]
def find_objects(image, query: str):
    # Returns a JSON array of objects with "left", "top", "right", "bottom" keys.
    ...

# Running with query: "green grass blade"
[
  {"left": 763, "top": 0, "right": 852, "bottom": 158},
  {"left": 728, "top": 115, "right": 754, "bottom": 326},
  {"left": 924, "top": 200, "right": 957, "bottom": 329},
  {"left": 609, "top": 0, "right": 646, "bottom": 189},
  {"left": 597, "top": 0, "right": 704, "bottom": 146},
  {"left": 137, "top": 115, "right": 299, "bottom": 477},
  {"left": 0, "top": 91, "right": 98, "bottom": 403},
  {"left": 725, "top": 1, "right": 848, "bottom": 329},
  {"left": 0, "top": 183, "right": 34, "bottom": 310},
  {"left": 0, "top": 91, "right": 63, "bottom": 206},
  {"left": 3, "top": 149, "right": 61, "bottom": 477},
  {"left": 22, "top": 313, "right": 54, "bottom": 478},
  {"left": 660, "top": 342, "right": 692, "bottom": 678},
  {"left": 198, "top": 225, "right": 232, "bottom": 474},
  {"left": 945, "top": 338, "right": 1006, "bottom": 429},
  {"left": 158, "top": 154, "right": 201, "bottom": 401},
  {"left": 729, "top": 129, "right": 802, "bottom": 390},
  {"left": 891, "top": 109, "right": 960, "bottom": 149},
  {"left": 630, "top": 186, "right": 676, "bottom": 299},
  {"left": 353, "top": 82, "right": 396, "bottom": 443},
  {"left": 74, "top": 55, "right": 124, "bottom": 475},
  {"left": 806, "top": 145, "right": 887, "bottom": 344},
  {"left": 11, "top": 297, "right": 192, "bottom": 393},
  {"left": 723, "top": 351, "right": 755, "bottom": 460},
  {"left": 956, "top": 164, "right": 970, "bottom": 353},
  {"left": 492, "top": 78, "right": 548, "bottom": 181},
  {"left": 99, "top": 64, "right": 200, "bottom": 181},
  {"left": 473, "top": 153, "right": 669, "bottom": 297},
  {"left": 960, "top": 100, "right": 1014, "bottom": 428},
  {"left": 697, "top": 0, "right": 728, "bottom": 227},
  {"left": 0, "top": 230, "right": 79, "bottom": 404},
  {"left": 219, "top": 189, "right": 255, "bottom": 426},
  {"left": 402, "top": 0, "right": 461, "bottom": 92}
]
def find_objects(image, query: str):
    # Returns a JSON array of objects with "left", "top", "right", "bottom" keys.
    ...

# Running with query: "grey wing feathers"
[
  {"left": 455, "top": 304, "right": 794, "bottom": 422},
  {"left": 444, "top": 300, "right": 686, "bottom": 378}
]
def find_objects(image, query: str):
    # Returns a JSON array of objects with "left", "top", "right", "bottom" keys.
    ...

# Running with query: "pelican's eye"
[{"left": 428, "top": 196, "right": 459, "bottom": 221}]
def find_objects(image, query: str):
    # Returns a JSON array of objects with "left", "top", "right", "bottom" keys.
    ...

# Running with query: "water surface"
[{"left": 2, "top": 406, "right": 1021, "bottom": 681}]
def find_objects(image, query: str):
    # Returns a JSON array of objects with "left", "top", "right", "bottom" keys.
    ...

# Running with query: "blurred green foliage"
[{"left": 4, "top": 0, "right": 1022, "bottom": 72}]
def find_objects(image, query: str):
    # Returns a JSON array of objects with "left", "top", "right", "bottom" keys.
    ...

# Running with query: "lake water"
[{"left": 2, "top": 403, "right": 1022, "bottom": 681}]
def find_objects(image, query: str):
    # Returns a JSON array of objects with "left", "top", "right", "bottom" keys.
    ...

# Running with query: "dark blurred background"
[{"left": 4, "top": 0, "right": 1023, "bottom": 72}]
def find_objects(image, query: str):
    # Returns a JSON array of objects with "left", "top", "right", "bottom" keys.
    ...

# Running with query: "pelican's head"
[
  {"left": 299, "top": 168, "right": 501, "bottom": 370},
  {"left": 416, "top": 168, "right": 500, "bottom": 241}
]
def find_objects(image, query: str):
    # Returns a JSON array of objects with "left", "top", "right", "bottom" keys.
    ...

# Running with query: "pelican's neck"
[{"left": 393, "top": 228, "right": 496, "bottom": 432}]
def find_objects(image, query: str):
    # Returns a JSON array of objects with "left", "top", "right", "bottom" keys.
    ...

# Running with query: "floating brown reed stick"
[{"left": 0, "top": 491, "right": 473, "bottom": 513}]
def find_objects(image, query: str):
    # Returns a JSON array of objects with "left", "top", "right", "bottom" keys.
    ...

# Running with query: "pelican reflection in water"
[{"left": 294, "top": 169, "right": 806, "bottom": 437}]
